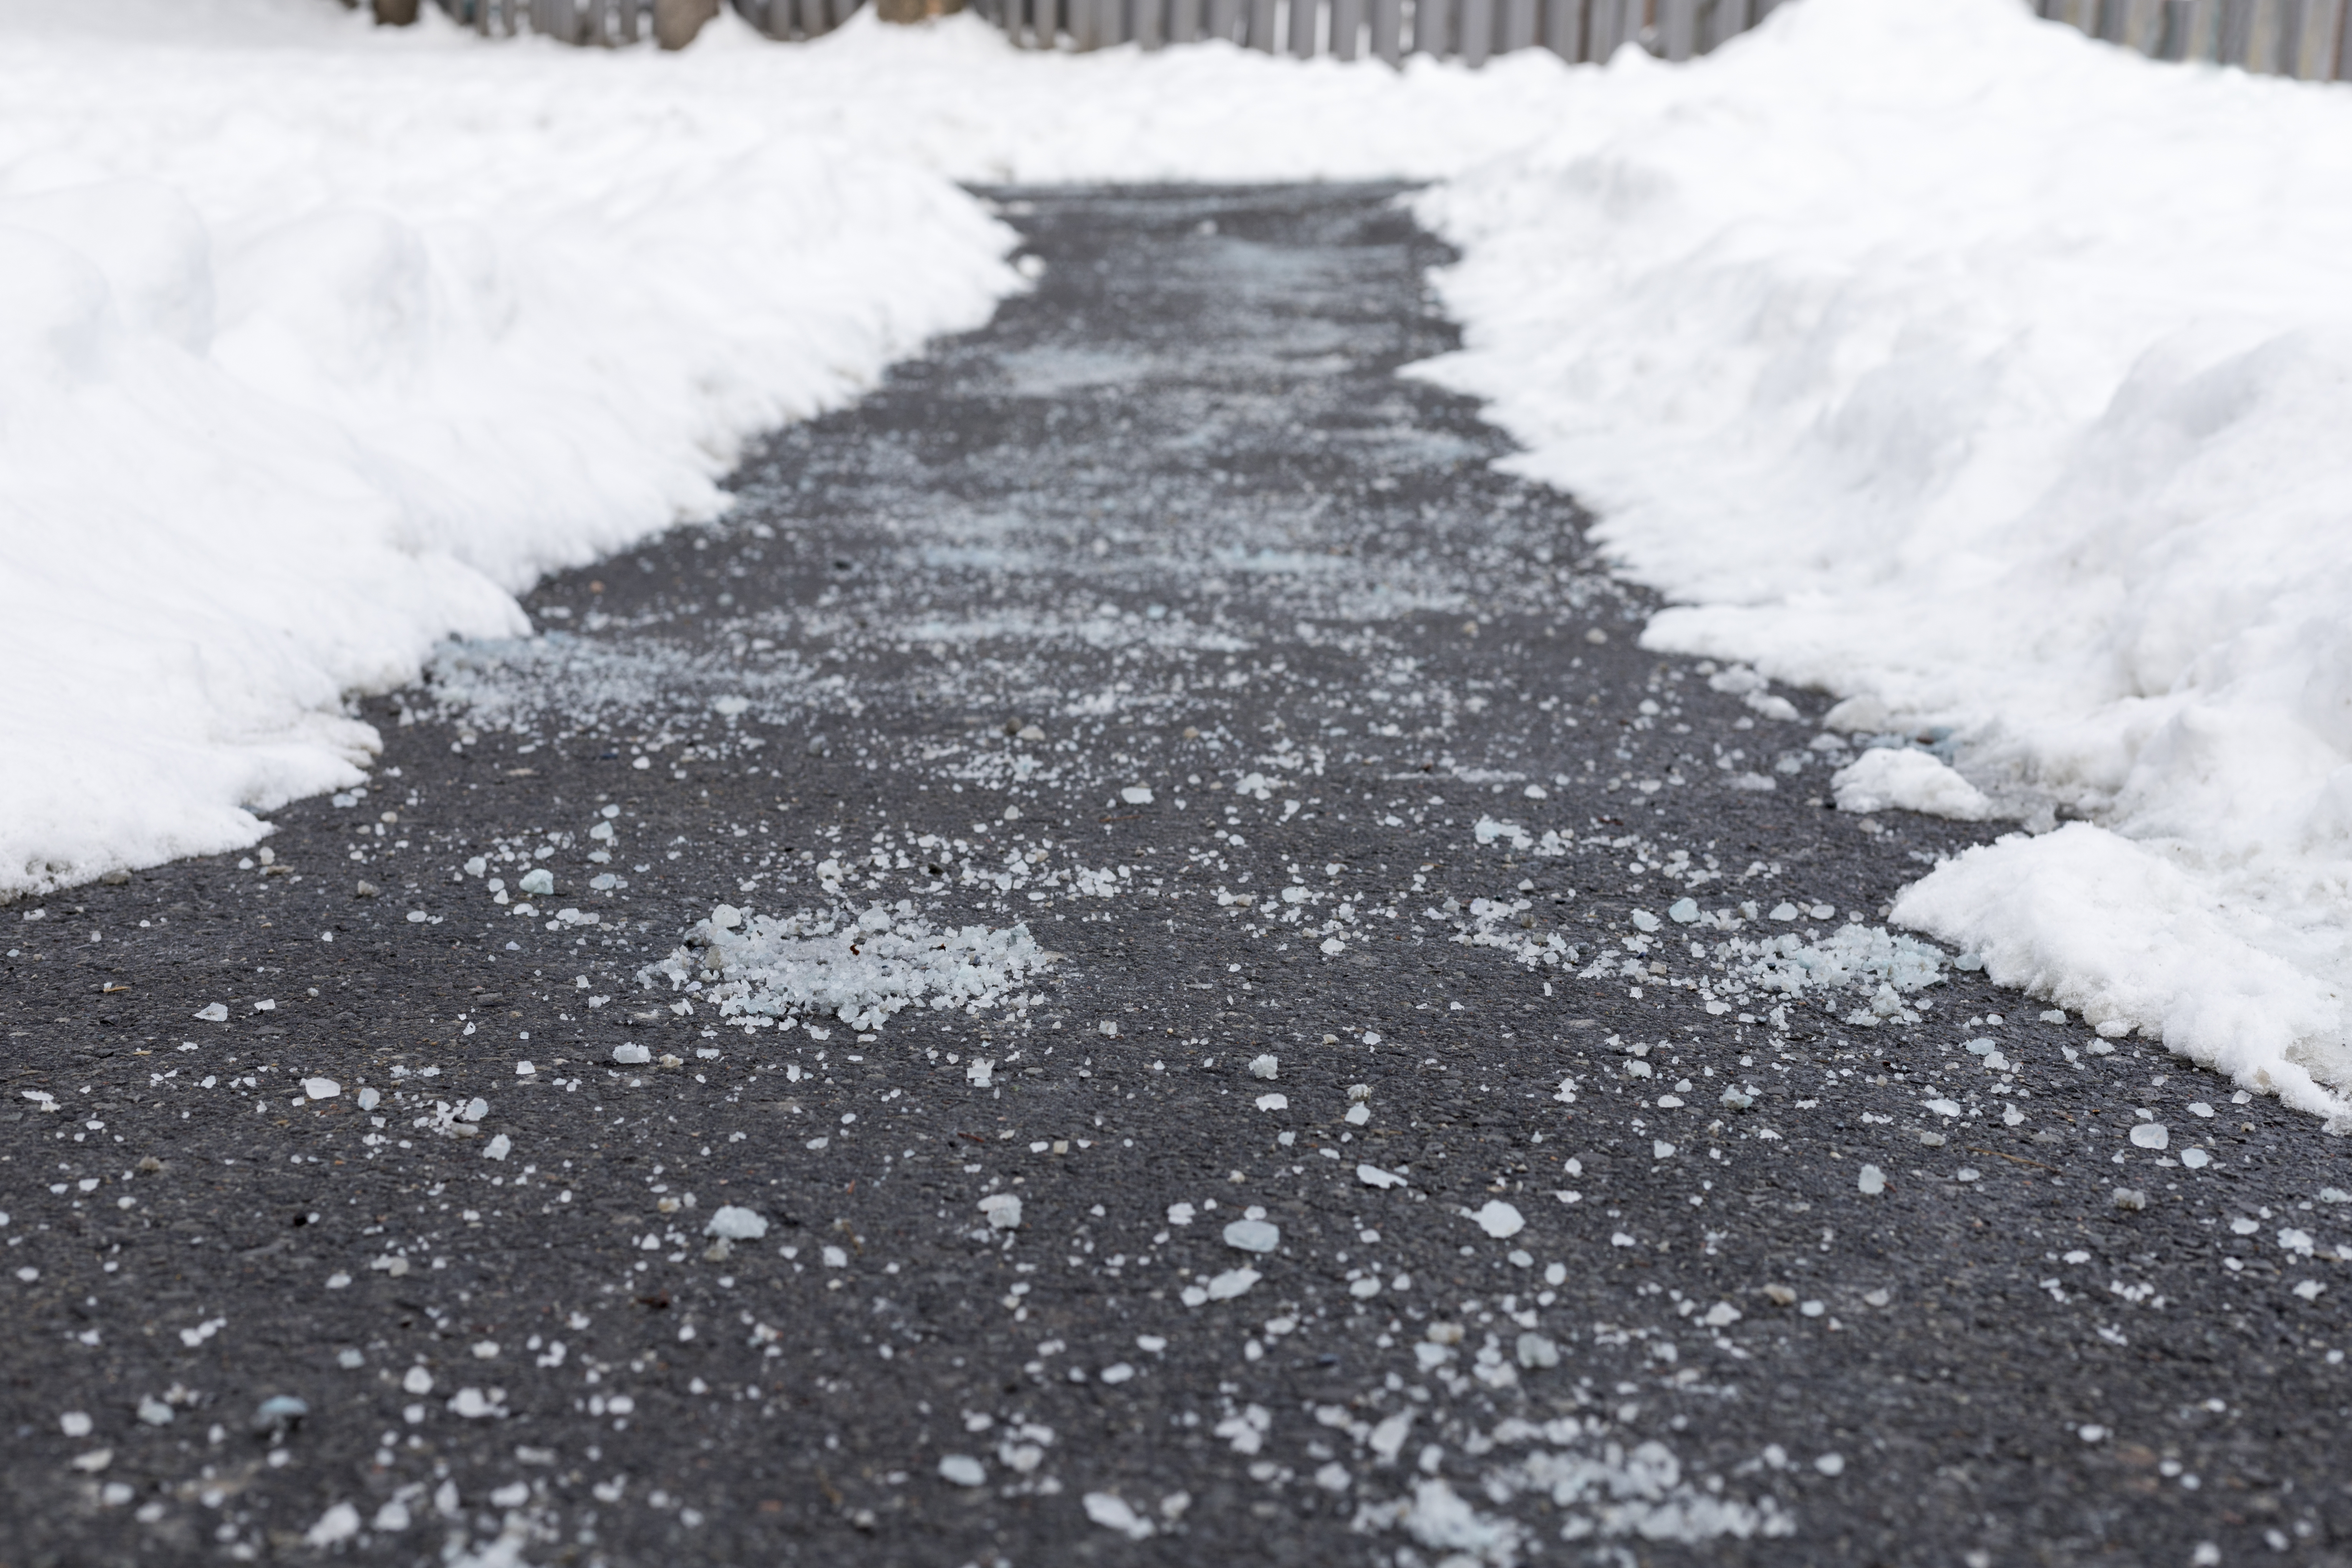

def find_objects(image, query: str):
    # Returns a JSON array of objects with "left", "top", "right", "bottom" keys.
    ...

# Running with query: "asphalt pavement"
[{"left": 4, "top": 183, "right": 2348, "bottom": 1568}]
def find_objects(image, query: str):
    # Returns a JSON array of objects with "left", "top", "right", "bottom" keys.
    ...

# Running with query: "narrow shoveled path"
[{"left": 4, "top": 185, "right": 2345, "bottom": 1568}]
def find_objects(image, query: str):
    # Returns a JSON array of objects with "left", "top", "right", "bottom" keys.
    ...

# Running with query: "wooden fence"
[
  {"left": 411, "top": 0, "right": 2352, "bottom": 80},
  {"left": 972, "top": 0, "right": 2352, "bottom": 75}
]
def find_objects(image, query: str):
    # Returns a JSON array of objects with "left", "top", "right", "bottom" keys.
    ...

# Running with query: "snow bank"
[
  {"left": 1415, "top": 0, "right": 2352, "bottom": 1119},
  {"left": 0, "top": 0, "right": 1575, "bottom": 898}
]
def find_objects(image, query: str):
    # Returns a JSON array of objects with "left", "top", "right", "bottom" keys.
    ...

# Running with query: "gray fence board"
[
  {"left": 1247, "top": 0, "right": 1277, "bottom": 47},
  {"left": 1290, "top": 0, "right": 1320, "bottom": 53},
  {"left": 1371, "top": 0, "right": 1402, "bottom": 58},
  {"left": 1170, "top": 0, "right": 1201, "bottom": 40},
  {"left": 1416, "top": 0, "right": 1451, "bottom": 56},
  {"left": 1461, "top": 0, "right": 1492, "bottom": 63},
  {"left": 1332, "top": 0, "right": 1365, "bottom": 58}
]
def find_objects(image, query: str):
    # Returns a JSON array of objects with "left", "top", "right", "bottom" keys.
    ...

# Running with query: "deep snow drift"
[
  {"left": 1416, "top": 0, "right": 2352, "bottom": 1121},
  {"left": 0, "top": 0, "right": 1571, "bottom": 898}
]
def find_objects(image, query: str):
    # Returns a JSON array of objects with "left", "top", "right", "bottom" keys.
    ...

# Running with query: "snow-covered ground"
[
  {"left": 1416, "top": 0, "right": 2352, "bottom": 1122},
  {"left": 7, "top": 0, "right": 2352, "bottom": 1122}
]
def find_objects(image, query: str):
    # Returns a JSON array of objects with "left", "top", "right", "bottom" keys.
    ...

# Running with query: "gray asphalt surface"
[{"left": 5, "top": 184, "right": 2349, "bottom": 1568}]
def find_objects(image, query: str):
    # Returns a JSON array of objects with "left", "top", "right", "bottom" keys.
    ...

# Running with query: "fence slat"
[
  {"left": 1247, "top": 0, "right": 1278, "bottom": 46},
  {"left": 1371, "top": 0, "right": 1403, "bottom": 58},
  {"left": 1207, "top": 0, "right": 1241, "bottom": 38},
  {"left": 1290, "top": 0, "right": 1320, "bottom": 53},
  {"left": 1502, "top": 0, "right": 1537, "bottom": 51},
  {"left": 1660, "top": 0, "right": 1696, "bottom": 58},
  {"left": 1540, "top": 0, "right": 1580, "bottom": 58},
  {"left": 1460, "top": 0, "right": 1492, "bottom": 61},
  {"left": 1138, "top": 0, "right": 1166, "bottom": 47},
  {"left": 2335, "top": 0, "right": 2352, "bottom": 76},
  {"left": 1333, "top": 0, "right": 1366, "bottom": 58},
  {"left": 2218, "top": 0, "right": 2254, "bottom": 60},
  {"left": 1415, "top": 0, "right": 1451, "bottom": 55},
  {"left": 1171, "top": 0, "right": 1202, "bottom": 40}
]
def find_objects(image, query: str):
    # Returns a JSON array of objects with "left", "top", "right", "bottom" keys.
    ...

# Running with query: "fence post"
[
  {"left": 1171, "top": 0, "right": 1202, "bottom": 39},
  {"left": 2335, "top": 0, "right": 2352, "bottom": 76},
  {"left": 1371, "top": 0, "right": 1403, "bottom": 58}
]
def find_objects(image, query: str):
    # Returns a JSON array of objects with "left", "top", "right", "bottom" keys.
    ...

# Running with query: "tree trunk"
[{"left": 653, "top": 0, "right": 722, "bottom": 45}]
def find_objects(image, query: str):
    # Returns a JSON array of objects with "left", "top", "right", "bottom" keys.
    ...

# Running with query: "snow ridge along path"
[{"left": 4, "top": 185, "right": 2345, "bottom": 1568}]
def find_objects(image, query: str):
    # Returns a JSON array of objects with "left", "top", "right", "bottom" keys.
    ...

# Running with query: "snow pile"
[
  {"left": 641, "top": 902, "right": 1052, "bottom": 1033},
  {"left": 1416, "top": 0, "right": 2352, "bottom": 1118},
  {"left": 0, "top": 0, "right": 1577, "bottom": 899},
  {"left": 1829, "top": 748, "right": 1993, "bottom": 822}
]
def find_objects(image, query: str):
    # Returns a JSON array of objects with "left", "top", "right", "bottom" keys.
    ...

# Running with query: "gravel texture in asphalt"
[{"left": 5, "top": 184, "right": 2349, "bottom": 1568}]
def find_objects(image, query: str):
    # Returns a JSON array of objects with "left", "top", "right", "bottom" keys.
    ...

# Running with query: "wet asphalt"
[{"left": 3, "top": 184, "right": 2349, "bottom": 1568}]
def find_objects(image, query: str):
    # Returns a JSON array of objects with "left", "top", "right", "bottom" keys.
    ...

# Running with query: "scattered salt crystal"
[
  {"left": 2112, "top": 1187, "right": 2149, "bottom": 1211},
  {"left": 2322, "top": 1188, "right": 2352, "bottom": 1204},
  {"left": 60, "top": 1412, "right": 91, "bottom": 1438},
  {"left": 1205, "top": 1267, "right": 1259, "bottom": 1301},
  {"left": 979, "top": 1194, "right": 1022, "bottom": 1231},
  {"left": 2188, "top": 1102, "right": 2215, "bottom": 1119},
  {"left": 1100, "top": 1363, "right": 1135, "bottom": 1384},
  {"left": 611, "top": 1044, "right": 650, "bottom": 1066},
  {"left": 2077, "top": 1425, "right": 2107, "bottom": 1443},
  {"left": 1083, "top": 1492, "right": 1155, "bottom": 1540},
  {"left": 2039, "top": 1010, "right": 2067, "bottom": 1023},
  {"left": 301, "top": 1078, "right": 339, "bottom": 1100},
  {"left": 1703, "top": 1302, "right": 1742, "bottom": 1328},
  {"left": 1924, "top": 1099, "right": 1961, "bottom": 1118},
  {"left": 1862, "top": 1289, "right": 1891, "bottom": 1308},
  {"left": 1345, "top": 1103, "right": 1371, "bottom": 1125},
  {"left": 194, "top": 1003, "right": 227, "bottom": 1023},
  {"left": 2130, "top": 1123, "right": 2168, "bottom": 1150},
  {"left": 2293, "top": 1280, "right": 2326, "bottom": 1301},
  {"left": 966, "top": 1058, "right": 995, "bottom": 1087},
  {"left": 1653, "top": 1140, "right": 1676, "bottom": 1159},
  {"left": 136, "top": 1399, "right": 172, "bottom": 1427},
  {"left": 1769, "top": 903, "right": 1797, "bottom": 921},
  {"left": 1630, "top": 909, "right": 1661, "bottom": 932},
  {"left": 1955, "top": 1167, "right": 1980, "bottom": 1182},
  {"left": 519, "top": 869, "right": 554, "bottom": 896},
  {"left": 402, "top": 1368, "right": 434, "bottom": 1395},
  {"left": 1248, "top": 1054, "right": 1279, "bottom": 1080},
  {"left": 2095, "top": 1019, "right": 2131, "bottom": 1038},
  {"left": 1166, "top": 1202, "right": 1195, "bottom": 1225},
  {"left": 1254, "top": 1093, "right": 1288, "bottom": 1112},
  {"left": 304, "top": 1503, "right": 362, "bottom": 1548},
  {"left": 1358, "top": 1165, "right": 1406, "bottom": 1190},
  {"left": 1469, "top": 1200, "right": 1524, "bottom": 1240},
  {"left": 1515, "top": 1333, "right": 1559, "bottom": 1368},
  {"left": 1097, "top": 1020, "right": 1119, "bottom": 1038},
  {"left": 515, "top": 1061, "right": 535, "bottom": 1076},
  {"left": 1814, "top": 1453, "right": 1845, "bottom": 1477},
  {"left": 1857, "top": 1165, "right": 1886, "bottom": 1195},
  {"left": 938, "top": 1455, "right": 986, "bottom": 1487},
  {"left": 1224, "top": 1219, "right": 1280, "bottom": 1253},
  {"left": 1120, "top": 787, "right": 1154, "bottom": 805},
  {"left": 2180, "top": 1148, "right": 2211, "bottom": 1169},
  {"left": 706, "top": 1206, "right": 768, "bottom": 1241},
  {"left": 482, "top": 1134, "right": 512, "bottom": 1162}
]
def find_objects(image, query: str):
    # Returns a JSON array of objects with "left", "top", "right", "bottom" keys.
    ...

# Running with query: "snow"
[
  {"left": 1830, "top": 748, "right": 1993, "bottom": 822},
  {"left": 1416, "top": 0, "right": 2352, "bottom": 1120}
]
